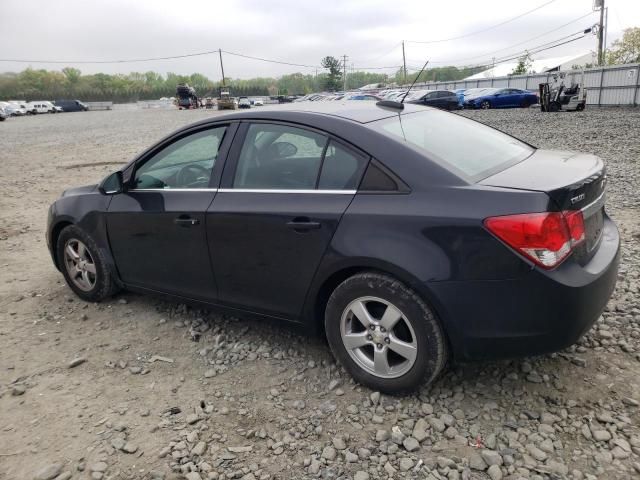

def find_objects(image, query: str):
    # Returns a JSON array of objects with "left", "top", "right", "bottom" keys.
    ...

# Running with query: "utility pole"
[
  {"left": 342, "top": 54, "right": 348, "bottom": 91},
  {"left": 218, "top": 49, "right": 226, "bottom": 86},
  {"left": 402, "top": 41, "right": 407, "bottom": 84},
  {"left": 597, "top": 0, "right": 606, "bottom": 65}
]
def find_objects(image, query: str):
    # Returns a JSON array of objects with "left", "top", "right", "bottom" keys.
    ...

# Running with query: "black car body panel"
[{"left": 47, "top": 103, "right": 620, "bottom": 362}]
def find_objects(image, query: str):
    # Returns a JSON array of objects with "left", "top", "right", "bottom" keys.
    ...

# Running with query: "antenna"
[
  {"left": 400, "top": 59, "right": 430, "bottom": 104},
  {"left": 375, "top": 58, "right": 430, "bottom": 111}
]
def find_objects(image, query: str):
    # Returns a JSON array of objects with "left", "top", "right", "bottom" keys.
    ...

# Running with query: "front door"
[
  {"left": 207, "top": 122, "right": 368, "bottom": 318},
  {"left": 107, "top": 125, "right": 232, "bottom": 301}
]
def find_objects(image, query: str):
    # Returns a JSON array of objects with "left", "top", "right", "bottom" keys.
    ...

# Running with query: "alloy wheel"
[
  {"left": 63, "top": 239, "right": 97, "bottom": 292},
  {"left": 340, "top": 296, "right": 418, "bottom": 379}
]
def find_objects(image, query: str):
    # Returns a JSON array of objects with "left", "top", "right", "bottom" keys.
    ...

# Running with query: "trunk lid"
[{"left": 480, "top": 149, "right": 607, "bottom": 264}]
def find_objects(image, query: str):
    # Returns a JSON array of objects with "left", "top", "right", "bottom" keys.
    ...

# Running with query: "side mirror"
[{"left": 98, "top": 171, "right": 123, "bottom": 195}]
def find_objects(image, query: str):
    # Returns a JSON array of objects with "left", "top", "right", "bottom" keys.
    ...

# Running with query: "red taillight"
[{"left": 484, "top": 210, "right": 585, "bottom": 269}]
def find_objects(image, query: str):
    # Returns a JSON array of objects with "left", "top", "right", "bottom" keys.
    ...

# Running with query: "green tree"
[
  {"left": 62, "top": 67, "right": 82, "bottom": 85},
  {"left": 607, "top": 27, "right": 640, "bottom": 65},
  {"left": 510, "top": 52, "right": 533, "bottom": 75},
  {"left": 321, "top": 56, "right": 342, "bottom": 91}
]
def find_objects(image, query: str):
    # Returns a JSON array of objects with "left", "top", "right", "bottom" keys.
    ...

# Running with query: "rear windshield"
[{"left": 370, "top": 110, "right": 533, "bottom": 179}]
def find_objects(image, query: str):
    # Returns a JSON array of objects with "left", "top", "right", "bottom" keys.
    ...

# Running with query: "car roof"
[{"left": 194, "top": 101, "right": 428, "bottom": 124}]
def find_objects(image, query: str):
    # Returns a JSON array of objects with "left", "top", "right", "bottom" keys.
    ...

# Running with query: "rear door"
[
  {"left": 206, "top": 122, "right": 369, "bottom": 318},
  {"left": 107, "top": 123, "right": 235, "bottom": 301}
]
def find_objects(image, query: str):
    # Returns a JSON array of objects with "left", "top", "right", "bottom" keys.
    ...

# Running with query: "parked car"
[
  {"left": 253, "top": 98, "right": 264, "bottom": 106},
  {"left": 238, "top": 97, "right": 251, "bottom": 109},
  {"left": 6, "top": 103, "right": 27, "bottom": 116},
  {"left": 464, "top": 88, "right": 538, "bottom": 109},
  {"left": 26, "top": 101, "right": 56, "bottom": 114},
  {"left": 47, "top": 102, "right": 619, "bottom": 393},
  {"left": 406, "top": 90, "right": 460, "bottom": 110},
  {"left": 54, "top": 99, "right": 89, "bottom": 112},
  {"left": 344, "top": 94, "right": 382, "bottom": 101}
]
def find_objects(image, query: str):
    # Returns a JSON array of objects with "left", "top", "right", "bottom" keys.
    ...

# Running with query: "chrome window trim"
[
  {"left": 130, "top": 188, "right": 219, "bottom": 192},
  {"left": 218, "top": 188, "right": 356, "bottom": 194},
  {"left": 129, "top": 188, "right": 357, "bottom": 194}
]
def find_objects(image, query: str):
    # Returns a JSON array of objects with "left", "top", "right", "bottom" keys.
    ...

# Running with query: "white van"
[{"left": 26, "top": 101, "right": 56, "bottom": 114}]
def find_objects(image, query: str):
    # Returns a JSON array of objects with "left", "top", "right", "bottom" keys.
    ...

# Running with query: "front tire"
[
  {"left": 325, "top": 272, "right": 447, "bottom": 393},
  {"left": 480, "top": 100, "right": 491, "bottom": 109},
  {"left": 56, "top": 225, "right": 119, "bottom": 302}
]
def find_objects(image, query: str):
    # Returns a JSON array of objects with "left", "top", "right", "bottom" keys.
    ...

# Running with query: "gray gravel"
[{"left": 0, "top": 107, "right": 638, "bottom": 479}]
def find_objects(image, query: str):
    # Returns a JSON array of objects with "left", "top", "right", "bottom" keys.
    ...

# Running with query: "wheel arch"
[
  {"left": 50, "top": 219, "right": 74, "bottom": 270},
  {"left": 304, "top": 260, "right": 457, "bottom": 356}
]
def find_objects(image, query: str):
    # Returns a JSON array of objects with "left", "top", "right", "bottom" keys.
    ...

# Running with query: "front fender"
[{"left": 48, "top": 193, "right": 121, "bottom": 285}]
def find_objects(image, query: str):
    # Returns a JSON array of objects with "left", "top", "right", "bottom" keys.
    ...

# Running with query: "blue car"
[
  {"left": 464, "top": 88, "right": 538, "bottom": 109},
  {"left": 453, "top": 89, "right": 466, "bottom": 107}
]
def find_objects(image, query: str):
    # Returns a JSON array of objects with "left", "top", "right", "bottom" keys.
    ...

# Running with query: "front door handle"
[
  {"left": 286, "top": 217, "right": 321, "bottom": 232},
  {"left": 174, "top": 215, "right": 200, "bottom": 227}
]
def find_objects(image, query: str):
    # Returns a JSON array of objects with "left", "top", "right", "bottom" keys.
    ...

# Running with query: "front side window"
[
  {"left": 234, "top": 124, "right": 327, "bottom": 190},
  {"left": 133, "top": 127, "right": 226, "bottom": 189},
  {"left": 370, "top": 110, "right": 533, "bottom": 179}
]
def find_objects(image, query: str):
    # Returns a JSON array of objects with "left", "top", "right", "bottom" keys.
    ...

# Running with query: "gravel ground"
[{"left": 0, "top": 107, "right": 639, "bottom": 480}]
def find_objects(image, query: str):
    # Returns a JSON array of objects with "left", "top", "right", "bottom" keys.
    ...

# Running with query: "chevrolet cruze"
[{"left": 47, "top": 102, "right": 619, "bottom": 392}]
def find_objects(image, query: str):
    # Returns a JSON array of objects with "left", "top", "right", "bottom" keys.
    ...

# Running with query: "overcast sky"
[{"left": 1, "top": 0, "right": 638, "bottom": 79}]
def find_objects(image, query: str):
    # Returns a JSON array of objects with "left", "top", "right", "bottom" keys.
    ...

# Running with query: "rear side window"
[
  {"left": 318, "top": 141, "right": 367, "bottom": 190},
  {"left": 234, "top": 124, "right": 327, "bottom": 190},
  {"left": 370, "top": 110, "right": 533, "bottom": 179}
]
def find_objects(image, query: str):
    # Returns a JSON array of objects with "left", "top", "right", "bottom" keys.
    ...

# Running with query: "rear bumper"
[{"left": 429, "top": 215, "right": 620, "bottom": 361}]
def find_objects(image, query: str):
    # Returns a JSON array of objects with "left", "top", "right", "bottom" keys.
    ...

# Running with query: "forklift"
[
  {"left": 217, "top": 86, "right": 237, "bottom": 110},
  {"left": 539, "top": 72, "right": 587, "bottom": 112}
]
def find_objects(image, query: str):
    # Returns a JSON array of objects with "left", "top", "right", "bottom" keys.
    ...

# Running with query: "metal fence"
[
  {"left": 85, "top": 101, "right": 113, "bottom": 111},
  {"left": 411, "top": 63, "right": 640, "bottom": 107}
]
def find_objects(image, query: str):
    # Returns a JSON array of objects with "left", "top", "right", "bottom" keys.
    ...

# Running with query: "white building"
[{"left": 465, "top": 52, "right": 597, "bottom": 80}]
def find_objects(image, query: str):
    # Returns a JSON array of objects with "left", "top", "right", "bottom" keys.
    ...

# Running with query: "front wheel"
[
  {"left": 56, "top": 225, "right": 119, "bottom": 302},
  {"left": 325, "top": 272, "right": 448, "bottom": 393},
  {"left": 480, "top": 100, "right": 491, "bottom": 109}
]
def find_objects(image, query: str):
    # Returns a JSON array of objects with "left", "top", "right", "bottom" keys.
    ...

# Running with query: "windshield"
[{"left": 370, "top": 110, "right": 533, "bottom": 179}]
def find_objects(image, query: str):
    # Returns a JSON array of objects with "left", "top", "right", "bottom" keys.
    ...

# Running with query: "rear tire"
[
  {"left": 56, "top": 225, "right": 119, "bottom": 302},
  {"left": 325, "top": 272, "right": 448, "bottom": 393}
]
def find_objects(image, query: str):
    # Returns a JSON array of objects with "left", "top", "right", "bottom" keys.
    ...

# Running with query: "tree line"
[{"left": 0, "top": 63, "right": 483, "bottom": 102}]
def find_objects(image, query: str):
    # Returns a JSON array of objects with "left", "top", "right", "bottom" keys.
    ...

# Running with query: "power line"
[
  {"left": 407, "top": 28, "right": 592, "bottom": 71},
  {"left": 220, "top": 50, "right": 318, "bottom": 68},
  {"left": 424, "top": 11, "right": 596, "bottom": 65},
  {"left": 463, "top": 33, "right": 591, "bottom": 69},
  {"left": 0, "top": 50, "right": 221, "bottom": 64},
  {"left": 0, "top": 48, "right": 321, "bottom": 68},
  {"left": 403, "top": 31, "right": 591, "bottom": 77},
  {"left": 406, "top": 0, "right": 557, "bottom": 44},
  {"left": 351, "top": 42, "right": 402, "bottom": 64},
  {"left": 351, "top": 65, "right": 403, "bottom": 70}
]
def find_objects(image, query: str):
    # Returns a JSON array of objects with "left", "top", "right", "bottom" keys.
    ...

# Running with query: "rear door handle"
[
  {"left": 286, "top": 217, "right": 321, "bottom": 231},
  {"left": 174, "top": 215, "right": 200, "bottom": 227}
]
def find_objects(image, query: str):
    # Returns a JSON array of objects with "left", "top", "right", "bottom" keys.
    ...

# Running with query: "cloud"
[{"left": 0, "top": 0, "right": 637, "bottom": 78}]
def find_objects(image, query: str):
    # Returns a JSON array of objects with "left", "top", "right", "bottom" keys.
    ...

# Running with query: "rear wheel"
[
  {"left": 480, "top": 100, "right": 491, "bottom": 109},
  {"left": 57, "top": 225, "right": 119, "bottom": 302},
  {"left": 325, "top": 272, "right": 447, "bottom": 393}
]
